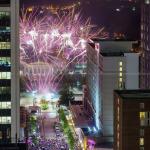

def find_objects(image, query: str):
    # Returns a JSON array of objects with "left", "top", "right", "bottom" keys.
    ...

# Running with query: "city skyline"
[{"left": 0, "top": 1, "right": 150, "bottom": 150}]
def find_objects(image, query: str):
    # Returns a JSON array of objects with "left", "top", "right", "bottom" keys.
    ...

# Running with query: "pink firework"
[{"left": 20, "top": 9, "right": 107, "bottom": 93}]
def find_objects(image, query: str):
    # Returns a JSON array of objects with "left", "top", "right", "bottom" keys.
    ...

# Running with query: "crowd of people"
[
  {"left": 28, "top": 138, "right": 68, "bottom": 150},
  {"left": 28, "top": 122, "right": 69, "bottom": 150}
]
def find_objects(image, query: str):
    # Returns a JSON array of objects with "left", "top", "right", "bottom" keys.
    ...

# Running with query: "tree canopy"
[{"left": 59, "top": 84, "right": 75, "bottom": 106}]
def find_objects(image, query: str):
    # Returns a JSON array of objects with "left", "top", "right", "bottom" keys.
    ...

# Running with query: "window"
[
  {"left": 119, "top": 72, "right": 122, "bottom": 77},
  {"left": 140, "top": 129, "right": 144, "bottom": 137},
  {"left": 0, "top": 87, "right": 10, "bottom": 94},
  {"left": 118, "top": 62, "right": 123, "bottom": 89},
  {"left": 119, "top": 61, "right": 122, "bottom": 66},
  {"left": 140, "top": 147, "right": 144, "bottom": 150},
  {"left": 119, "top": 78, "right": 122, "bottom": 82},
  {"left": 140, "top": 112, "right": 150, "bottom": 126},
  {"left": 0, "top": 102, "right": 11, "bottom": 109},
  {"left": 140, "top": 112, "right": 145, "bottom": 119},
  {"left": 140, "top": 112, "right": 146, "bottom": 126},
  {"left": 0, "top": 72, "right": 11, "bottom": 79},
  {"left": 6, "top": 128, "right": 10, "bottom": 139},
  {"left": 0, "top": 11, "right": 10, "bottom": 27},
  {"left": 140, "top": 103, "right": 145, "bottom": 109},
  {"left": 140, "top": 138, "right": 144, "bottom": 146},
  {"left": 0, "top": 57, "right": 11, "bottom": 67},
  {"left": 0, "top": 42, "right": 10, "bottom": 50},
  {"left": 119, "top": 67, "right": 122, "bottom": 72},
  {"left": 0, "top": 117, "right": 11, "bottom": 124}
]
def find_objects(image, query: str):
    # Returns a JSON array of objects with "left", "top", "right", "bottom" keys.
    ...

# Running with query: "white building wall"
[
  {"left": 102, "top": 57, "right": 125, "bottom": 140},
  {"left": 102, "top": 54, "right": 139, "bottom": 141},
  {"left": 125, "top": 53, "right": 139, "bottom": 89}
]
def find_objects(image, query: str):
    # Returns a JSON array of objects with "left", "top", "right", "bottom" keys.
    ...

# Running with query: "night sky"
[{"left": 20, "top": 0, "right": 141, "bottom": 40}]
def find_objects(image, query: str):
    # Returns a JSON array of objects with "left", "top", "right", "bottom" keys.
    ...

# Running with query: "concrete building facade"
[{"left": 0, "top": 0, "right": 20, "bottom": 143}]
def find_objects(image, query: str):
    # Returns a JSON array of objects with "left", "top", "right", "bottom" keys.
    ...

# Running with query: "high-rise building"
[
  {"left": 114, "top": 90, "right": 150, "bottom": 150},
  {"left": 86, "top": 41, "right": 103, "bottom": 133},
  {"left": 0, "top": 0, "right": 20, "bottom": 143},
  {"left": 86, "top": 40, "right": 139, "bottom": 142},
  {"left": 140, "top": 0, "right": 150, "bottom": 89},
  {"left": 101, "top": 41, "right": 139, "bottom": 141}
]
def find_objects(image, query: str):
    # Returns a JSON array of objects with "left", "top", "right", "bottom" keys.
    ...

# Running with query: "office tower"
[
  {"left": 86, "top": 40, "right": 139, "bottom": 142},
  {"left": 140, "top": 0, "right": 150, "bottom": 89},
  {"left": 0, "top": 0, "right": 20, "bottom": 143},
  {"left": 114, "top": 90, "right": 150, "bottom": 150},
  {"left": 86, "top": 41, "right": 103, "bottom": 133}
]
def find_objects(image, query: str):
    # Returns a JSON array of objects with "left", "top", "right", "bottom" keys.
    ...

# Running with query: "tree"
[
  {"left": 58, "top": 109, "right": 75, "bottom": 150},
  {"left": 59, "top": 84, "right": 74, "bottom": 106},
  {"left": 29, "top": 116, "right": 37, "bottom": 133},
  {"left": 40, "top": 99, "right": 49, "bottom": 110}
]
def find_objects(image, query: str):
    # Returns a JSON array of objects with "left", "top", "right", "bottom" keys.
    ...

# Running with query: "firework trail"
[{"left": 20, "top": 8, "right": 107, "bottom": 93}]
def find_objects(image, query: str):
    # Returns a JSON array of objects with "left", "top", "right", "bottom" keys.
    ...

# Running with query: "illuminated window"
[
  {"left": 140, "top": 112, "right": 145, "bottom": 119},
  {"left": 0, "top": 72, "right": 11, "bottom": 79},
  {"left": 140, "top": 138, "right": 144, "bottom": 146},
  {"left": 0, "top": 117, "right": 11, "bottom": 124},
  {"left": 1, "top": 117, "right": 6, "bottom": 124},
  {"left": 119, "top": 78, "right": 122, "bottom": 82},
  {"left": 0, "top": 102, "right": 11, "bottom": 109},
  {"left": 119, "top": 67, "right": 122, "bottom": 71},
  {"left": 140, "top": 112, "right": 146, "bottom": 126},
  {"left": 119, "top": 72, "right": 122, "bottom": 77},
  {"left": 119, "top": 61, "right": 123, "bottom": 66},
  {"left": 0, "top": 57, "right": 11, "bottom": 66},
  {"left": 0, "top": 42, "right": 11, "bottom": 50}
]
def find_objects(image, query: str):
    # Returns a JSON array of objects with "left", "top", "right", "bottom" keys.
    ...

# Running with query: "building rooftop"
[
  {"left": 88, "top": 40, "right": 139, "bottom": 56},
  {"left": 100, "top": 40, "right": 137, "bottom": 53},
  {"left": 115, "top": 90, "right": 150, "bottom": 99}
]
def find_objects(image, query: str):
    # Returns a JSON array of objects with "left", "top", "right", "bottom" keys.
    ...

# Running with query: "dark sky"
[{"left": 20, "top": 0, "right": 141, "bottom": 40}]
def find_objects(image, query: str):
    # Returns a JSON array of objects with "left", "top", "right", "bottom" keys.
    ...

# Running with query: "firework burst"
[{"left": 20, "top": 8, "right": 107, "bottom": 93}]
